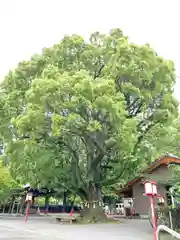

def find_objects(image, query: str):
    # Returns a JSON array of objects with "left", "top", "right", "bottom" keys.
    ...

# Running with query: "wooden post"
[{"left": 11, "top": 200, "right": 16, "bottom": 214}]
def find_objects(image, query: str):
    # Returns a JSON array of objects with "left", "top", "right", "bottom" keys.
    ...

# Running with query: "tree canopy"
[{"left": 0, "top": 29, "right": 178, "bottom": 220}]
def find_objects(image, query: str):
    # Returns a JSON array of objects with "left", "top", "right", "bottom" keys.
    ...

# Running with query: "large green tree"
[{"left": 0, "top": 29, "right": 178, "bottom": 221}]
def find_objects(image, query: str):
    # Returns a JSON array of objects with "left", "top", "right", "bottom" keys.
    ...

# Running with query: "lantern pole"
[
  {"left": 24, "top": 200, "right": 30, "bottom": 222},
  {"left": 24, "top": 191, "right": 33, "bottom": 223},
  {"left": 128, "top": 198, "right": 133, "bottom": 218},
  {"left": 144, "top": 180, "right": 157, "bottom": 240},
  {"left": 130, "top": 202, "right": 133, "bottom": 218},
  {"left": 150, "top": 194, "right": 157, "bottom": 240}
]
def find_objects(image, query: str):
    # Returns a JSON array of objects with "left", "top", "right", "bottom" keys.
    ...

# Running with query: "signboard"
[
  {"left": 26, "top": 192, "right": 33, "bottom": 201},
  {"left": 123, "top": 198, "right": 134, "bottom": 208}
]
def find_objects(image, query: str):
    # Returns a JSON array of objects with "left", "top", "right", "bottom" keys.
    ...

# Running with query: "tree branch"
[
  {"left": 56, "top": 139, "right": 85, "bottom": 189},
  {"left": 94, "top": 60, "right": 105, "bottom": 79},
  {"left": 91, "top": 152, "right": 104, "bottom": 168},
  {"left": 102, "top": 163, "right": 128, "bottom": 186},
  {"left": 126, "top": 98, "right": 144, "bottom": 118},
  {"left": 133, "top": 122, "right": 156, "bottom": 154}
]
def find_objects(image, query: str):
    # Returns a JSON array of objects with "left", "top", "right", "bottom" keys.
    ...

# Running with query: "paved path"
[{"left": 0, "top": 218, "right": 173, "bottom": 239}]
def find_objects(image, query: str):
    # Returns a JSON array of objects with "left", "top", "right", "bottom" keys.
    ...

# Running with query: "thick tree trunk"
[
  {"left": 2, "top": 204, "right": 5, "bottom": 213},
  {"left": 81, "top": 203, "right": 106, "bottom": 222},
  {"left": 80, "top": 184, "right": 107, "bottom": 222},
  {"left": 45, "top": 196, "right": 49, "bottom": 214},
  {"left": 31, "top": 196, "right": 35, "bottom": 207},
  {"left": 63, "top": 191, "right": 67, "bottom": 207},
  {"left": 19, "top": 196, "right": 26, "bottom": 214},
  {"left": 16, "top": 203, "right": 20, "bottom": 214},
  {"left": 8, "top": 204, "right": 11, "bottom": 213},
  {"left": 11, "top": 200, "right": 16, "bottom": 214}
]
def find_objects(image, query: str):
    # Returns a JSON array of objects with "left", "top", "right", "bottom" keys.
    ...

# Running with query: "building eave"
[{"left": 116, "top": 153, "right": 180, "bottom": 195}]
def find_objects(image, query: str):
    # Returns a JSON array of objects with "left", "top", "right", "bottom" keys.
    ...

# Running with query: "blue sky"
[{"left": 0, "top": 0, "right": 180, "bottom": 99}]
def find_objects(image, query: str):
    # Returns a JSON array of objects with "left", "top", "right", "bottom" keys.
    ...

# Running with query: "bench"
[{"left": 56, "top": 216, "right": 76, "bottom": 224}]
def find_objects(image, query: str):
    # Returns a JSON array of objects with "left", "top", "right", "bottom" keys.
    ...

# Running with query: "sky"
[{"left": 0, "top": 0, "right": 180, "bottom": 99}]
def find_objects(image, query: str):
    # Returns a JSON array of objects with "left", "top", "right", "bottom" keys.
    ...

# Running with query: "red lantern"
[{"left": 144, "top": 180, "right": 157, "bottom": 196}]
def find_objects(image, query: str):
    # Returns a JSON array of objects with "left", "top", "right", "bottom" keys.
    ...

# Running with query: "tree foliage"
[
  {"left": 0, "top": 158, "right": 18, "bottom": 203},
  {"left": 162, "top": 117, "right": 180, "bottom": 196},
  {"left": 0, "top": 29, "right": 178, "bottom": 218}
]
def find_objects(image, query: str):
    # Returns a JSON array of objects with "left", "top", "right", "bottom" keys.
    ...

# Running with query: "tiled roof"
[{"left": 116, "top": 153, "right": 180, "bottom": 194}]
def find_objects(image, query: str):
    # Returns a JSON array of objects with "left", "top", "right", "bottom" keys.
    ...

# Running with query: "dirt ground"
[{"left": 0, "top": 217, "right": 174, "bottom": 239}]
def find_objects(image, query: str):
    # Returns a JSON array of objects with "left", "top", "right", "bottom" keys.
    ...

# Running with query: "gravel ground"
[{"left": 0, "top": 218, "right": 173, "bottom": 239}]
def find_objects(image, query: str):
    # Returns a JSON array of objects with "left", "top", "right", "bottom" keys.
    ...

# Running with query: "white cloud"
[{"left": 0, "top": 0, "right": 180, "bottom": 98}]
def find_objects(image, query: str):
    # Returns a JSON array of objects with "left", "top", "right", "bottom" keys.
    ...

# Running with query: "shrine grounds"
[{"left": 0, "top": 217, "right": 174, "bottom": 239}]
